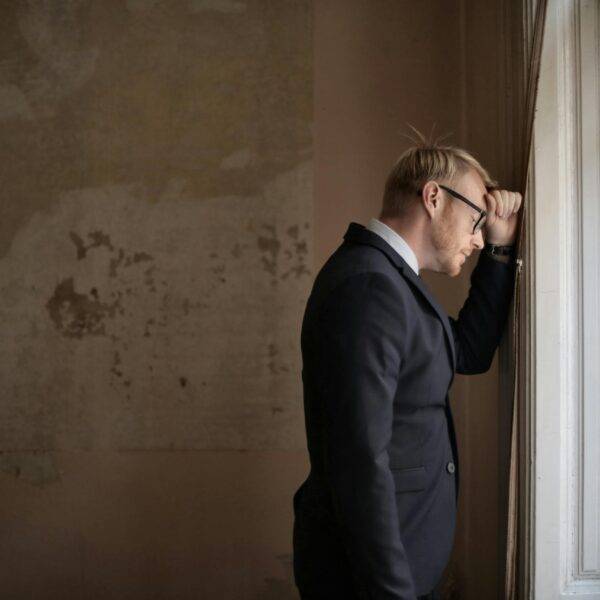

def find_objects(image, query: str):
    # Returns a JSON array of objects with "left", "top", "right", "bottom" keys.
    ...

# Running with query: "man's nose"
[{"left": 472, "top": 229, "right": 484, "bottom": 250}]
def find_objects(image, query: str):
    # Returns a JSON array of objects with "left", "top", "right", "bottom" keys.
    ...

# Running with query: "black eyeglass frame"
[{"left": 416, "top": 183, "right": 488, "bottom": 235}]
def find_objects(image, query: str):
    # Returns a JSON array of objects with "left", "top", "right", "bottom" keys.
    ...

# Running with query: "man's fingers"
[
  {"left": 493, "top": 190, "right": 505, "bottom": 218},
  {"left": 485, "top": 192, "right": 497, "bottom": 224},
  {"left": 486, "top": 189, "right": 522, "bottom": 221},
  {"left": 514, "top": 192, "right": 523, "bottom": 214}
]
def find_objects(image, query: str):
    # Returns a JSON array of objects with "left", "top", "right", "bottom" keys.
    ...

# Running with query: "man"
[{"left": 292, "top": 140, "right": 522, "bottom": 600}]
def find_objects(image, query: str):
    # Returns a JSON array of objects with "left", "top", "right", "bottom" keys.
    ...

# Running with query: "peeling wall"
[
  {"left": 0, "top": 0, "right": 312, "bottom": 453},
  {"left": 1, "top": 1, "right": 311, "bottom": 598},
  {"left": 2, "top": 172, "right": 311, "bottom": 451}
]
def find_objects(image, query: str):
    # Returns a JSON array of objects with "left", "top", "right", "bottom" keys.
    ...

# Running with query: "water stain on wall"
[
  {"left": 0, "top": 160, "right": 311, "bottom": 451},
  {"left": 0, "top": 1, "right": 312, "bottom": 260},
  {"left": 0, "top": 1, "right": 312, "bottom": 597},
  {"left": 69, "top": 231, "right": 114, "bottom": 260},
  {"left": 0, "top": 451, "right": 60, "bottom": 487},
  {"left": 46, "top": 277, "right": 121, "bottom": 339}
]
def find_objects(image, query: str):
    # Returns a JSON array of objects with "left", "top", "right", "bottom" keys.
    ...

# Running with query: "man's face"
[{"left": 430, "top": 170, "right": 487, "bottom": 277}]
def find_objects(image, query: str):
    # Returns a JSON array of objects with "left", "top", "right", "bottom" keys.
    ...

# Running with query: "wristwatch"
[{"left": 484, "top": 243, "right": 515, "bottom": 257}]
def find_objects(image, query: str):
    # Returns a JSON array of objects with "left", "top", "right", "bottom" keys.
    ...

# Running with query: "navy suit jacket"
[{"left": 293, "top": 222, "right": 517, "bottom": 599}]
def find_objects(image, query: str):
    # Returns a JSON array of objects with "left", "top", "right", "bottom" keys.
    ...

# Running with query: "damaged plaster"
[
  {"left": 0, "top": 0, "right": 312, "bottom": 453},
  {"left": 0, "top": 1, "right": 312, "bottom": 257},
  {"left": 0, "top": 161, "right": 312, "bottom": 451}
]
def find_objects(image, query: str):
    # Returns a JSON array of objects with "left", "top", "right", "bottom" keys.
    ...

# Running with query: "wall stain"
[
  {"left": 59, "top": 231, "right": 162, "bottom": 391},
  {"left": 144, "top": 266, "right": 157, "bottom": 292},
  {"left": 257, "top": 224, "right": 281, "bottom": 278},
  {"left": 280, "top": 263, "right": 310, "bottom": 280},
  {"left": 267, "top": 343, "right": 278, "bottom": 374},
  {"left": 46, "top": 278, "right": 120, "bottom": 338},
  {"left": 57, "top": 231, "right": 161, "bottom": 389},
  {"left": 0, "top": 452, "right": 60, "bottom": 487},
  {"left": 69, "top": 230, "right": 114, "bottom": 260},
  {"left": 294, "top": 239, "right": 308, "bottom": 256},
  {"left": 70, "top": 231, "right": 155, "bottom": 281},
  {"left": 111, "top": 351, "right": 123, "bottom": 377},
  {"left": 132, "top": 252, "right": 153, "bottom": 264},
  {"left": 144, "top": 318, "right": 155, "bottom": 337},
  {"left": 267, "top": 343, "right": 290, "bottom": 376},
  {"left": 210, "top": 263, "right": 226, "bottom": 284},
  {"left": 109, "top": 248, "right": 125, "bottom": 277},
  {"left": 257, "top": 223, "right": 310, "bottom": 284}
]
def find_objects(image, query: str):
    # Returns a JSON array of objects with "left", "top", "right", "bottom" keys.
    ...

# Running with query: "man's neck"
[{"left": 378, "top": 215, "right": 428, "bottom": 271}]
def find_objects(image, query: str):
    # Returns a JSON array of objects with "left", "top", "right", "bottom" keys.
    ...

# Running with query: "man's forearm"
[{"left": 449, "top": 249, "right": 517, "bottom": 374}]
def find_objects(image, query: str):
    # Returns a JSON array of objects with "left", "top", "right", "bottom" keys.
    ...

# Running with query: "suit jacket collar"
[{"left": 343, "top": 222, "right": 457, "bottom": 373}]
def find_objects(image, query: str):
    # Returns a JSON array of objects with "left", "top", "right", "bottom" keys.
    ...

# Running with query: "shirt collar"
[{"left": 365, "top": 218, "right": 420, "bottom": 276}]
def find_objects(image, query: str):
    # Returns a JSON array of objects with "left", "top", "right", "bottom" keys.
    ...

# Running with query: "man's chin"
[
  {"left": 433, "top": 257, "right": 462, "bottom": 277},
  {"left": 450, "top": 255, "right": 467, "bottom": 276},
  {"left": 445, "top": 262, "right": 462, "bottom": 277}
]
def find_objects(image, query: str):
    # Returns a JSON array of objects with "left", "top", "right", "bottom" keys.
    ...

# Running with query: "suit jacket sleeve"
[
  {"left": 316, "top": 271, "right": 417, "bottom": 600},
  {"left": 449, "top": 250, "right": 517, "bottom": 375}
]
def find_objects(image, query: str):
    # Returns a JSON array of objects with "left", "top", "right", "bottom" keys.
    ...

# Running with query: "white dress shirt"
[{"left": 365, "top": 218, "right": 420, "bottom": 276}]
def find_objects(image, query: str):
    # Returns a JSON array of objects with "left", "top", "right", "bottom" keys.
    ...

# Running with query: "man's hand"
[{"left": 483, "top": 189, "right": 523, "bottom": 245}]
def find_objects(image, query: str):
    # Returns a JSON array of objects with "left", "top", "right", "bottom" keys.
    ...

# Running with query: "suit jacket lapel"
[
  {"left": 395, "top": 261, "right": 457, "bottom": 373},
  {"left": 343, "top": 222, "right": 457, "bottom": 373}
]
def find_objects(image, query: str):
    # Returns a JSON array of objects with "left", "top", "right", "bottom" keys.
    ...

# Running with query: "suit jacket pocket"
[{"left": 391, "top": 465, "right": 427, "bottom": 492}]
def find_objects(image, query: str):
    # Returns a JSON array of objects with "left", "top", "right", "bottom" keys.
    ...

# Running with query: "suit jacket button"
[{"left": 446, "top": 461, "right": 455, "bottom": 474}]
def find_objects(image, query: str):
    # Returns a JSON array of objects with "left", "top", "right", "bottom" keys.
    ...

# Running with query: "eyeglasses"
[{"left": 416, "top": 183, "right": 487, "bottom": 235}]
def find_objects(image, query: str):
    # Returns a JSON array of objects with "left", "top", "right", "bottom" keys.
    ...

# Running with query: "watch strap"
[{"left": 485, "top": 243, "right": 515, "bottom": 257}]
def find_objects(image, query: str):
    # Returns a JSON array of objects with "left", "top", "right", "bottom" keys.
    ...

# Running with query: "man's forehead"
[
  {"left": 457, "top": 172, "right": 488, "bottom": 210},
  {"left": 475, "top": 189, "right": 488, "bottom": 210}
]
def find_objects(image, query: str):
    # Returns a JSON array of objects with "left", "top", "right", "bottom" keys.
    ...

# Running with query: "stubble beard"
[{"left": 431, "top": 214, "right": 461, "bottom": 276}]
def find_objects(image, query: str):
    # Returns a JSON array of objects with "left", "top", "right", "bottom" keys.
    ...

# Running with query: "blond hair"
[{"left": 380, "top": 124, "right": 498, "bottom": 218}]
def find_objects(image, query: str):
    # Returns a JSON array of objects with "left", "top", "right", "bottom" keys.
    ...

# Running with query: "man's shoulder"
[
  {"left": 320, "top": 240, "right": 399, "bottom": 281},
  {"left": 306, "top": 242, "right": 411, "bottom": 315}
]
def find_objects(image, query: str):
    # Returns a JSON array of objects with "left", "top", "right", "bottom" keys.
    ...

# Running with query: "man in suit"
[{"left": 292, "top": 140, "right": 522, "bottom": 600}]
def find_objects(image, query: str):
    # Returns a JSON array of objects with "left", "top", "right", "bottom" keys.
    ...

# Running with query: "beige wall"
[
  {"left": 0, "top": 1, "right": 311, "bottom": 598},
  {"left": 0, "top": 1, "right": 522, "bottom": 599}
]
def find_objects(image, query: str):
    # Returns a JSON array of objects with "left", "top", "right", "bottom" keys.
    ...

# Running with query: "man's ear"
[{"left": 421, "top": 181, "right": 440, "bottom": 217}]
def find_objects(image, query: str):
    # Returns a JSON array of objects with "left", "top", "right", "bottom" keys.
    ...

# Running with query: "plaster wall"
[
  {"left": 1, "top": 2, "right": 311, "bottom": 598},
  {"left": 0, "top": 1, "right": 521, "bottom": 599}
]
